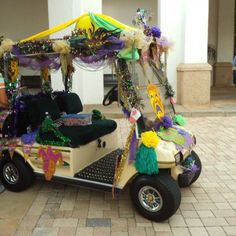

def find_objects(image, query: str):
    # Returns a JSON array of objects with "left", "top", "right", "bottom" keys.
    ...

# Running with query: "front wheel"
[
  {"left": 130, "top": 172, "right": 181, "bottom": 222},
  {"left": 0, "top": 152, "right": 35, "bottom": 192},
  {"left": 178, "top": 151, "right": 202, "bottom": 187}
]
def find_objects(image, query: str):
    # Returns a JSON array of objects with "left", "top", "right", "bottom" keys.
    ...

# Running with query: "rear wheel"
[
  {"left": 0, "top": 152, "right": 35, "bottom": 192},
  {"left": 130, "top": 172, "right": 181, "bottom": 222}
]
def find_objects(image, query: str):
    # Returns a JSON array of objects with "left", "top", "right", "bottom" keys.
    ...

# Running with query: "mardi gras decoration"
[
  {"left": 52, "top": 40, "right": 70, "bottom": 54},
  {"left": 147, "top": 83, "right": 164, "bottom": 119},
  {"left": 8, "top": 58, "right": 19, "bottom": 82},
  {"left": 116, "top": 59, "right": 142, "bottom": 110},
  {"left": 38, "top": 146, "right": 63, "bottom": 180},
  {"left": 154, "top": 115, "right": 173, "bottom": 131},
  {"left": 173, "top": 114, "right": 186, "bottom": 126},
  {"left": 41, "top": 68, "right": 52, "bottom": 93},
  {"left": 157, "top": 127, "right": 194, "bottom": 152},
  {"left": 181, "top": 156, "right": 199, "bottom": 175},
  {"left": 135, "top": 131, "right": 159, "bottom": 175},
  {"left": 36, "top": 115, "right": 71, "bottom": 147},
  {"left": 114, "top": 124, "right": 136, "bottom": 184},
  {"left": 0, "top": 38, "right": 14, "bottom": 58},
  {"left": 157, "top": 128, "right": 185, "bottom": 145},
  {"left": 21, "top": 131, "right": 37, "bottom": 160}
]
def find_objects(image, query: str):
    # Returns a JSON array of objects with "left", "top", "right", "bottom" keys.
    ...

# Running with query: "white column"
[
  {"left": 48, "top": 0, "right": 103, "bottom": 104},
  {"left": 217, "top": 0, "right": 234, "bottom": 62},
  {"left": 158, "top": 0, "right": 209, "bottom": 91},
  {"left": 184, "top": 0, "right": 209, "bottom": 63}
]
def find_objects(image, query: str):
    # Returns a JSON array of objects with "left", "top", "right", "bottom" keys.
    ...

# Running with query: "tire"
[
  {"left": 0, "top": 152, "right": 35, "bottom": 192},
  {"left": 102, "top": 85, "right": 118, "bottom": 106},
  {"left": 179, "top": 151, "right": 202, "bottom": 188},
  {"left": 130, "top": 172, "right": 181, "bottom": 222},
  {"left": 189, "top": 151, "right": 202, "bottom": 185}
]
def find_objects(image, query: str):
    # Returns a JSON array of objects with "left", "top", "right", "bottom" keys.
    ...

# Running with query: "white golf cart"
[{"left": 0, "top": 12, "right": 201, "bottom": 222}]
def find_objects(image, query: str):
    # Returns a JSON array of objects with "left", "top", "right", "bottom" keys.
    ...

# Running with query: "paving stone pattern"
[{"left": 1, "top": 117, "right": 236, "bottom": 235}]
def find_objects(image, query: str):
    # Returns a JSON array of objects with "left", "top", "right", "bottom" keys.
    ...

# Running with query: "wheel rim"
[
  {"left": 138, "top": 186, "right": 163, "bottom": 212},
  {"left": 3, "top": 162, "right": 19, "bottom": 184}
]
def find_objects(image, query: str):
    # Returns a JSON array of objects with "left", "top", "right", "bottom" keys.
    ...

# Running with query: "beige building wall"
[
  {"left": 208, "top": 0, "right": 219, "bottom": 48},
  {"left": 0, "top": 0, "right": 49, "bottom": 41},
  {"left": 102, "top": 0, "right": 157, "bottom": 27}
]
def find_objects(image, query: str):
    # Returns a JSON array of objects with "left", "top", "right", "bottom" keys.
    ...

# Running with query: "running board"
[
  {"left": 35, "top": 148, "right": 123, "bottom": 192},
  {"left": 74, "top": 148, "right": 123, "bottom": 185}
]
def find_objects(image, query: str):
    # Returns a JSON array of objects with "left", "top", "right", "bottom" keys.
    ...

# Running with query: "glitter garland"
[
  {"left": 36, "top": 116, "right": 71, "bottom": 147},
  {"left": 116, "top": 59, "right": 142, "bottom": 110},
  {"left": 114, "top": 124, "right": 136, "bottom": 184}
]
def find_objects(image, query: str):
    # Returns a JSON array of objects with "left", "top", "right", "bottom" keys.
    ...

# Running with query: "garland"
[
  {"left": 36, "top": 116, "right": 71, "bottom": 147},
  {"left": 114, "top": 124, "right": 135, "bottom": 184}
]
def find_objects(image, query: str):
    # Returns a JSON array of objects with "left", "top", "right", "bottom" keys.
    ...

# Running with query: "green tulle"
[
  {"left": 135, "top": 144, "right": 159, "bottom": 175},
  {"left": 173, "top": 114, "right": 186, "bottom": 126},
  {"left": 118, "top": 47, "right": 140, "bottom": 61},
  {"left": 90, "top": 13, "right": 122, "bottom": 32}
]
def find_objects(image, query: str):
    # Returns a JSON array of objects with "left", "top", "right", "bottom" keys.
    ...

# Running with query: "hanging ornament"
[
  {"left": 8, "top": 58, "right": 19, "bottom": 82},
  {"left": 129, "top": 107, "right": 141, "bottom": 124},
  {"left": 41, "top": 67, "right": 49, "bottom": 81},
  {"left": 147, "top": 83, "right": 164, "bottom": 119},
  {"left": 41, "top": 67, "right": 52, "bottom": 93},
  {"left": 38, "top": 146, "right": 63, "bottom": 181}
]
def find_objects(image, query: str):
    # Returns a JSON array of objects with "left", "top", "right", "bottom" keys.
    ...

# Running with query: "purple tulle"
[
  {"left": 153, "top": 120, "right": 162, "bottom": 131},
  {"left": 75, "top": 50, "right": 117, "bottom": 64},
  {"left": 21, "top": 131, "right": 37, "bottom": 144},
  {"left": 128, "top": 131, "right": 138, "bottom": 164},
  {"left": 190, "top": 164, "right": 200, "bottom": 174},
  {"left": 101, "top": 36, "right": 125, "bottom": 50},
  {"left": 18, "top": 55, "right": 61, "bottom": 70},
  {"left": 151, "top": 26, "right": 161, "bottom": 38},
  {"left": 122, "top": 108, "right": 131, "bottom": 119}
]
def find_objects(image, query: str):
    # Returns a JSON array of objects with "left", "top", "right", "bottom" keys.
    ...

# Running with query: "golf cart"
[{"left": 0, "top": 12, "right": 201, "bottom": 222}]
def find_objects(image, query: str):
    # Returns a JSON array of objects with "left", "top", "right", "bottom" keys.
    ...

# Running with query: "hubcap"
[
  {"left": 3, "top": 163, "right": 19, "bottom": 184},
  {"left": 138, "top": 186, "right": 163, "bottom": 212}
]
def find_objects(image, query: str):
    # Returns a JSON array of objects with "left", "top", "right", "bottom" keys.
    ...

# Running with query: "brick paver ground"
[{"left": 1, "top": 116, "right": 236, "bottom": 236}]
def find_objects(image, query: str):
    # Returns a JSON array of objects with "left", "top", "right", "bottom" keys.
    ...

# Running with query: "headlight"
[{"left": 175, "top": 152, "right": 183, "bottom": 165}]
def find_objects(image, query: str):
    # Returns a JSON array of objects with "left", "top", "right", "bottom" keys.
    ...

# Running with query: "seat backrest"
[
  {"left": 28, "top": 96, "right": 61, "bottom": 127},
  {"left": 54, "top": 92, "right": 83, "bottom": 114}
]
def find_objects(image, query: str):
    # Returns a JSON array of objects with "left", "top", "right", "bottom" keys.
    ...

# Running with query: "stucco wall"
[
  {"left": 217, "top": 0, "right": 235, "bottom": 62},
  {"left": 208, "top": 0, "right": 219, "bottom": 48},
  {"left": 0, "top": 0, "right": 48, "bottom": 41},
  {"left": 102, "top": 0, "right": 157, "bottom": 27}
]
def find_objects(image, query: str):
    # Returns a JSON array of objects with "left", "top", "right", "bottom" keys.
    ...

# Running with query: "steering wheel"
[{"left": 102, "top": 85, "right": 118, "bottom": 106}]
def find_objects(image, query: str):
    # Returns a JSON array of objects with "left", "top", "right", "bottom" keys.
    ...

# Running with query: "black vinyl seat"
[{"left": 26, "top": 92, "right": 117, "bottom": 147}]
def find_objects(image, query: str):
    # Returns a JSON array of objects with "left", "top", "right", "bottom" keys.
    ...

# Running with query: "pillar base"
[
  {"left": 214, "top": 62, "right": 233, "bottom": 87},
  {"left": 177, "top": 63, "right": 212, "bottom": 105}
]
